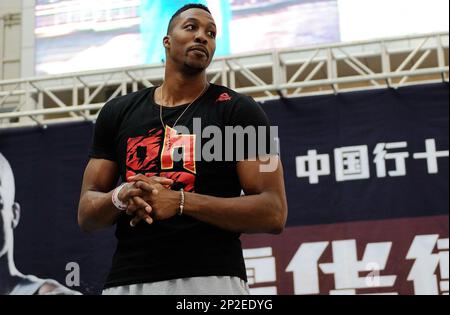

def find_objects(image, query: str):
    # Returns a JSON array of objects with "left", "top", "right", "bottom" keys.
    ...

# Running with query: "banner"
[
  {"left": 0, "top": 83, "right": 448, "bottom": 294},
  {"left": 243, "top": 82, "right": 449, "bottom": 295}
]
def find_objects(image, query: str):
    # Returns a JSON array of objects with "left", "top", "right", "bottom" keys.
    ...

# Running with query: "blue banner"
[{"left": 0, "top": 83, "right": 448, "bottom": 294}]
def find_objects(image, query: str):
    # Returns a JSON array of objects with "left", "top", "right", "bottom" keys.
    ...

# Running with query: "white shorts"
[{"left": 102, "top": 276, "right": 249, "bottom": 295}]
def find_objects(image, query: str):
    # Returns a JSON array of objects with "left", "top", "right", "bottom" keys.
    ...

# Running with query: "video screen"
[
  {"left": 35, "top": 0, "right": 341, "bottom": 75},
  {"left": 34, "top": 0, "right": 449, "bottom": 75}
]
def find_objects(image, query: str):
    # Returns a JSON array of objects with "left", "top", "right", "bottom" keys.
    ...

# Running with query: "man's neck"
[
  {"left": 0, "top": 254, "right": 22, "bottom": 294},
  {"left": 160, "top": 66, "right": 209, "bottom": 107}
]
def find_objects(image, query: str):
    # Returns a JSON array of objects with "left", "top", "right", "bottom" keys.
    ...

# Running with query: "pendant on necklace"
[{"left": 166, "top": 133, "right": 171, "bottom": 148}]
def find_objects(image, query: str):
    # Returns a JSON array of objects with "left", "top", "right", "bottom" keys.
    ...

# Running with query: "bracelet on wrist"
[
  {"left": 112, "top": 183, "right": 128, "bottom": 211},
  {"left": 178, "top": 188, "right": 185, "bottom": 216}
]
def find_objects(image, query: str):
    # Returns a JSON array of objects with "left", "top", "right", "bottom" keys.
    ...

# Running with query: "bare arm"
[
  {"left": 131, "top": 156, "right": 288, "bottom": 234},
  {"left": 77, "top": 158, "right": 122, "bottom": 232},
  {"left": 184, "top": 156, "right": 288, "bottom": 234},
  {"left": 78, "top": 159, "right": 174, "bottom": 232}
]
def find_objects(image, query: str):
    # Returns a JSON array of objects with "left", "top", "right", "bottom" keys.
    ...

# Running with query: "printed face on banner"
[
  {"left": 0, "top": 153, "right": 83, "bottom": 295},
  {"left": 0, "top": 153, "right": 17, "bottom": 256}
]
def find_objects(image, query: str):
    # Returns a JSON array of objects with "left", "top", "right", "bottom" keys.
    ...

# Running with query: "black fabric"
[{"left": 89, "top": 83, "right": 274, "bottom": 288}]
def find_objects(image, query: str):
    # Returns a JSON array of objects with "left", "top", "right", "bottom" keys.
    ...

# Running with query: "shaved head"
[
  {"left": 1, "top": 153, "right": 17, "bottom": 256},
  {"left": 167, "top": 3, "right": 211, "bottom": 35},
  {"left": 0, "top": 153, "right": 15, "bottom": 208}
]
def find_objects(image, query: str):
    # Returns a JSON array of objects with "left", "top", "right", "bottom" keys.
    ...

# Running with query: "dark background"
[{"left": 0, "top": 83, "right": 448, "bottom": 294}]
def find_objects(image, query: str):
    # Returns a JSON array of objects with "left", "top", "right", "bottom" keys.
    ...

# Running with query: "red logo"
[
  {"left": 125, "top": 128, "right": 196, "bottom": 192},
  {"left": 161, "top": 126, "right": 196, "bottom": 174},
  {"left": 216, "top": 93, "right": 232, "bottom": 102}
]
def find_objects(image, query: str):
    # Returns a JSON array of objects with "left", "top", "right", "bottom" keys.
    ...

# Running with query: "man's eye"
[
  {"left": 186, "top": 25, "right": 195, "bottom": 30},
  {"left": 208, "top": 31, "right": 216, "bottom": 38}
]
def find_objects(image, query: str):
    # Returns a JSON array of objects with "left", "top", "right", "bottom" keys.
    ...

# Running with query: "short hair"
[{"left": 167, "top": 3, "right": 212, "bottom": 35}]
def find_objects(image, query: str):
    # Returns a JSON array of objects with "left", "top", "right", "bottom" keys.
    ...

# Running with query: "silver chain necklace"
[
  {"left": 158, "top": 83, "right": 209, "bottom": 130},
  {"left": 158, "top": 83, "right": 209, "bottom": 147}
]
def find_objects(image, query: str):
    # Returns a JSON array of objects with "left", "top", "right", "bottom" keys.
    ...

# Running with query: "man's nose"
[{"left": 194, "top": 31, "right": 208, "bottom": 45}]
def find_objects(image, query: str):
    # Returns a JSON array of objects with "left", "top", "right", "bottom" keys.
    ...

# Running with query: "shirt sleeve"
[
  {"left": 89, "top": 100, "right": 119, "bottom": 161},
  {"left": 226, "top": 95, "right": 278, "bottom": 161}
]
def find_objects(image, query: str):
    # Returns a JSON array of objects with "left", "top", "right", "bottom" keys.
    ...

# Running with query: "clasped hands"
[{"left": 117, "top": 175, "right": 180, "bottom": 227}]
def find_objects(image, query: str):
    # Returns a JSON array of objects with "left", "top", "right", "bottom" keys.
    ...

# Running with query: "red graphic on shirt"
[
  {"left": 126, "top": 129, "right": 162, "bottom": 173},
  {"left": 161, "top": 126, "right": 196, "bottom": 174},
  {"left": 126, "top": 127, "right": 196, "bottom": 192},
  {"left": 216, "top": 93, "right": 232, "bottom": 102}
]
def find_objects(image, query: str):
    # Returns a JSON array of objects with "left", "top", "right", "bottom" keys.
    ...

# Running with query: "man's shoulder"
[
  {"left": 13, "top": 275, "right": 82, "bottom": 295},
  {"left": 104, "top": 87, "right": 154, "bottom": 111},
  {"left": 209, "top": 84, "right": 255, "bottom": 106}
]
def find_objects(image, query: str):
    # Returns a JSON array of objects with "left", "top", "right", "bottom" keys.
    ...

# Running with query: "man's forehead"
[{"left": 178, "top": 8, "right": 215, "bottom": 25}]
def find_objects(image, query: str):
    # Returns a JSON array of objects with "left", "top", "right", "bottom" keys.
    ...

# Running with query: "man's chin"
[{"left": 183, "top": 61, "right": 207, "bottom": 75}]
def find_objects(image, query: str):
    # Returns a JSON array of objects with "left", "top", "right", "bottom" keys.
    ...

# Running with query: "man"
[
  {"left": 78, "top": 3, "right": 287, "bottom": 295},
  {"left": 140, "top": 0, "right": 231, "bottom": 64},
  {"left": 0, "top": 153, "right": 80, "bottom": 295}
]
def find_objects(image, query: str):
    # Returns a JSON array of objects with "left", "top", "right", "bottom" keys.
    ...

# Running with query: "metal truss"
[{"left": 0, "top": 31, "right": 448, "bottom": 130}]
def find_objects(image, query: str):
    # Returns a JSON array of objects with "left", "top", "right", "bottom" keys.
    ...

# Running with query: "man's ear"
[
  {"left": 11, "top": 202, "right": 20, "bottom": 229},
  {"left": 163, "top": 35, "right": 170, "bottom": 49}
]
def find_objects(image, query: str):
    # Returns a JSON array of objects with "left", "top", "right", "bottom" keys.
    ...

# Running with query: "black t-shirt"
[{"left": 90, "top": 83, "right": 275, "bottom": 288}]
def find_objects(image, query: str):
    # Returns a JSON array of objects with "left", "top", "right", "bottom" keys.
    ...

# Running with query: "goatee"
[{"left": 182, "top": 62, "right": 206, "bottom": 76}]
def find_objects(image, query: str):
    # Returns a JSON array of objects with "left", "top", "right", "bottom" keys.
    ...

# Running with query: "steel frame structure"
[{"left": 0, "top": 31, "right": 448, "bottom": 129}]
